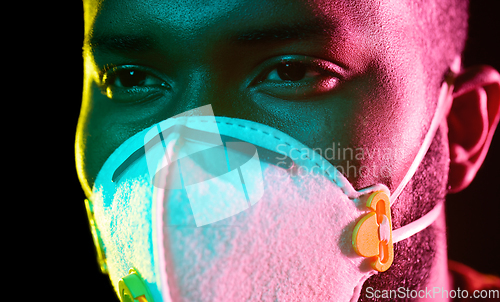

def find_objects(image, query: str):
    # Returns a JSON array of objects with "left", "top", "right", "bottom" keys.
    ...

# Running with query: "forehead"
[
  {"left": 85, "top": 0, "right": 417, "bottom": 69},
  {"left": 86, "top": 0, "right": 412, "bottom": 25}
]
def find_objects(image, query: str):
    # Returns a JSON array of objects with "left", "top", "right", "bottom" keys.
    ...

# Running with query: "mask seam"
[{"left": 196, "top": 118, "right": 357, "bottom": 200}]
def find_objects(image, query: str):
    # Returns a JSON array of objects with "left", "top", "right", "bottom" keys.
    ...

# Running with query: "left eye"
[
  {"left": 251, "top": 57, "right": 343, "bottom": 100},
  {"left": 265, "top": 61, "right": 321, "bottom": 82}
]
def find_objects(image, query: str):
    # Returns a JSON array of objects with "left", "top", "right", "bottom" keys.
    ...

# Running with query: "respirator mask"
[{"left": 84, "top": 64, "right": 457, "bottom": 302}]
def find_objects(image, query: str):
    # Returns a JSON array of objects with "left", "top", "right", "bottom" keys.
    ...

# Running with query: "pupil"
[
  {"left": 276, "top": 62, "right": 306, "bottom": 81},
  {"left": 117, "top": 70, "right": 147, "bottom": 87}
]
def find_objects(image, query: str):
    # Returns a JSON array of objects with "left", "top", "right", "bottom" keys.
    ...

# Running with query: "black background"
[
  {"left": 55, "top": 1, "right": 500, "bottom": 300},
  {"left": 446, "top": 0, "right": 500, "bottom": 281}
]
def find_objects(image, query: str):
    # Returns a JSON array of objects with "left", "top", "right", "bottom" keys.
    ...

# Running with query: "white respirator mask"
[{"left": 84, "top": 62, "right": 458, "bottom": 302}]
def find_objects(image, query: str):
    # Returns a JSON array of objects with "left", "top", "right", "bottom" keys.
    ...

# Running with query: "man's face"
[{"left": 77, "top": 0, "right": 439, "bottom": 196}]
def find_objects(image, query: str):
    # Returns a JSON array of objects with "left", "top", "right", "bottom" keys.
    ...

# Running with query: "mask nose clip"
[{"left": 352, "top": 191, "right": 394, "bottom": 272}]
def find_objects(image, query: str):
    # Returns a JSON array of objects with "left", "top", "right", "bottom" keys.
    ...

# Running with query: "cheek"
[
  {"left": 77, "top": 78, "right": 168, "bottom": 191},
  {"left": 348, "top": 60, "right": 431, "bottom": 190}
]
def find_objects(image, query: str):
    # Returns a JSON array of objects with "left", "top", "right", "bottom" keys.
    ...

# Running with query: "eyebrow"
[
  {"left": 87, "top": 21, "right": 337, "bottom": 54},
  {"left": 88, "top": 35, "right": 155, "bottom": 53},
  {"left": 232, "top": 22, "right": 336, "bottom": 43}
]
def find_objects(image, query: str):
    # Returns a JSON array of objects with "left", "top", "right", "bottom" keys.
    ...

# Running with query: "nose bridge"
[{"left": 172, "top": 66, "right": 221, "bottom": 115}]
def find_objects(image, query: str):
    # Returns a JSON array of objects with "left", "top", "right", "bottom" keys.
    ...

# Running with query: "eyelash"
[
  {"left": 99, "top": 65, "right": 170, "bottom": 103},
  {"left": 250, "top": 57, "right": 344, "bottom": 100},
  {"left": 258, "top": 58, "right": 340, "bottom": 81},
  {"left": 98, "top": 57, "right": 343, "bottom": 103}
]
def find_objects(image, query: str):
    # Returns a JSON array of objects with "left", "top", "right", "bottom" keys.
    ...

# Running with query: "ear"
[{"left": 447, "top": 65, "right": 500, "bottom": 193}]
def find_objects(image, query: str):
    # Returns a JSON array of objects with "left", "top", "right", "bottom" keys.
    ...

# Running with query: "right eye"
[
  {"left": 100, "top": 65, "right": 171, "bottom": 103},
  {"left": 249, "top": 56, "right": 345, "bottom": 101}
]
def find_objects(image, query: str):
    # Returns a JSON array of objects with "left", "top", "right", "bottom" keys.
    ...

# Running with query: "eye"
[
  {"left": 251, "top": 57, "right": 344, "bottom": 100},
  {"left": 100, "top": 65, "right": 170, "bottom": 103},
  {"left": 265, "top": 61, "right": 320, "bottom": 82},
  {"left": 106, "top": 69, "right": 155, "bottom": 88}
]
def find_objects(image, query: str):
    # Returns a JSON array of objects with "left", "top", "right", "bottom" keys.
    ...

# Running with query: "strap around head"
[{"left": 390, "top": 65, "right": 457, "bottom": 206}]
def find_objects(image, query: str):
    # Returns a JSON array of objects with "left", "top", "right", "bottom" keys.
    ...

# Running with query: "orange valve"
[
  {"left": 118, "top": 268, "right": 154, "bottom": 302},
  {"left": 352, "top": 191, "right": 394, "bottom": 272}
]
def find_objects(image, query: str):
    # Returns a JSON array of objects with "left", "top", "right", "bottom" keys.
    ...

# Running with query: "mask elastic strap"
[
  {"left": 392, "top": 201, "right": 443, "bottom": 243},
  {"left": 389, "top": 58, "right": 460, "bottom": 244},
  {"left": 352, "top": 58, "right": 460, "bottom": 275},
  {"left": 390, "top": 58, "right": 459, "bottom": 206}
]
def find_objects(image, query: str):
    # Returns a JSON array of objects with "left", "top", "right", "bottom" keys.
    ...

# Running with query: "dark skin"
[
  {"left": 77, "top": 0, "right": 438, "bottom": 198},
  {"left": 77, "top": 0, "right": 500, "bottom": 299}
]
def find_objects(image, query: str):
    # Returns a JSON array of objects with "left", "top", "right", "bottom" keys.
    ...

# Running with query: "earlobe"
[{"left": 447, "top": 65, "right": 500, "bottom": 193}]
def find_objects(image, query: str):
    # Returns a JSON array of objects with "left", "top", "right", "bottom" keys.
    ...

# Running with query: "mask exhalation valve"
[{"left": 118, "top": 268, "right": 154, "bottom": 302}]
